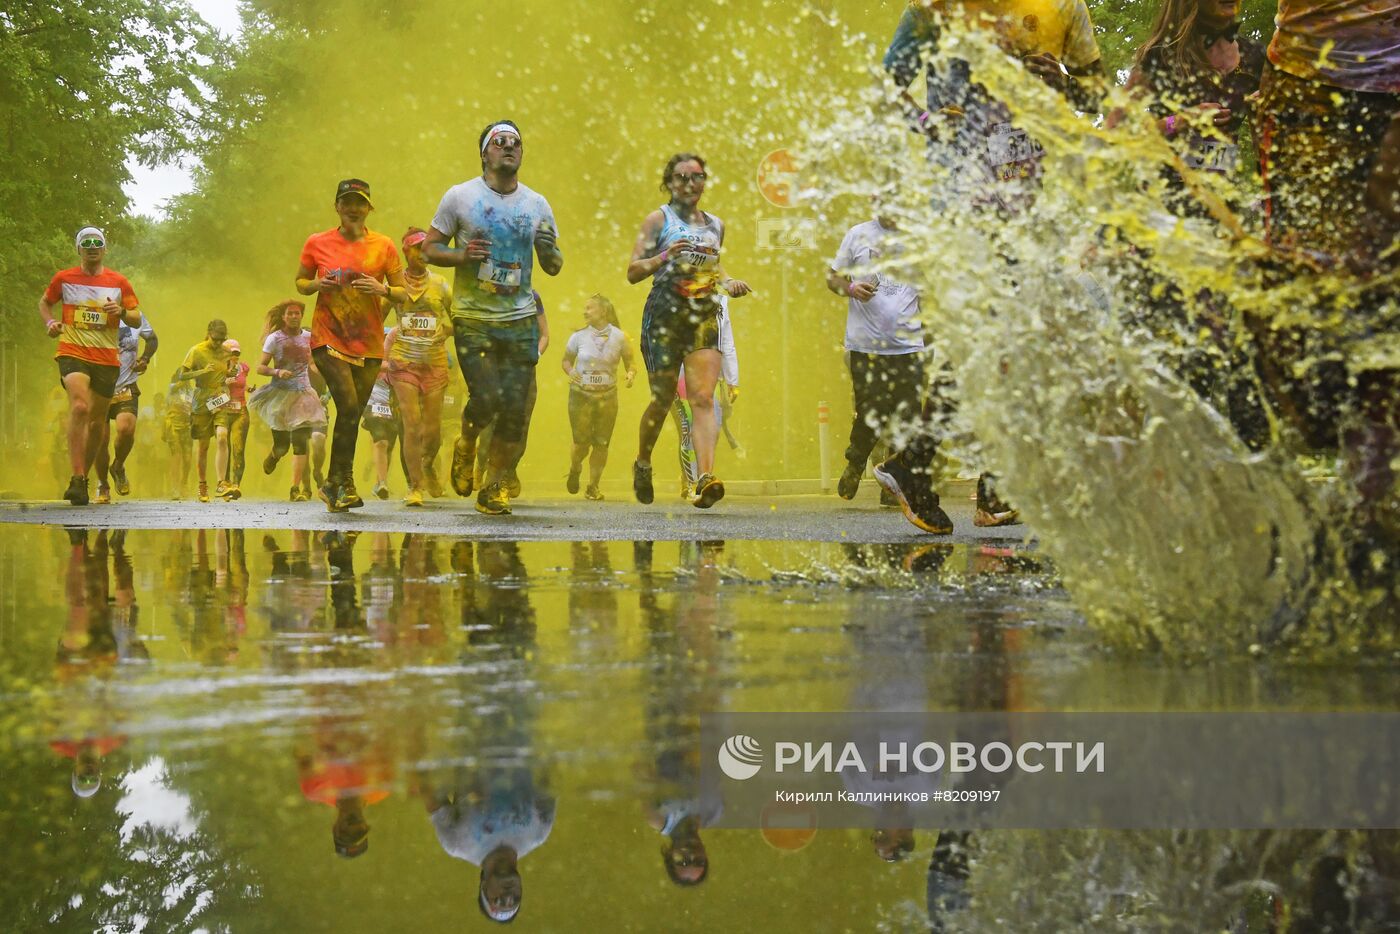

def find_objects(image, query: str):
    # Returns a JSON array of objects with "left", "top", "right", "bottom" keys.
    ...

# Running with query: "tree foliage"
[{"left": 0, "top": 0, "right": 227, "bottom": 338}]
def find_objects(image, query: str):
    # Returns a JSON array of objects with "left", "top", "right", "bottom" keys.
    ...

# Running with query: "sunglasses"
[
  {"left": 672, "top": 172, "right": 707, "bottom": 185},
  {"left": 490, "top": 135, "right": 521, "bottom": 149},
  {"left": 79, "top": 239, "right": 105, "bottom": 248}
]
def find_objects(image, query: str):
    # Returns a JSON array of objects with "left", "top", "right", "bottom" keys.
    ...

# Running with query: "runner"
[
  {"left": 94, "top": 312, "right": 158, "bottom": 501},
  {"left": 884, "top": 1, "right": 1105, "bottom": 212},
  {"left": 672, "top": 296, "right": 740, "bottom": 498},
  {"left": 295, "top": 178, "right": 408, "bottom": 512},
  {"left": 1126, "top": 0, "right": 1272, "bottom": 450},
  {"left": 627, "top": 153, "right": 752, "bottom": 509},
  {"left": 162, "top": 370, "right": 195, "bottom": 499},
  {"left": 38, "top": 226, "right": 143, "bottom": 506},
  {"left": 221, "top": 339, "right": 251, "bottom": 501},
  {"left": 827, "top": 213, "right": 955, "bottom": 533},
  {"left": 424, "top": 120, "right": 563, "bottom": 516},
  {"left": 881, "top": 3, "right": 1102, "bottom": 530},
  {"left": 249, "top": 300, "right": 325, "bottom": 501},
  {"left": 173, "top": 321, "right": 233, "bottom": 504},
  {"left": 1255, "top": 0, "right": 1400, "bottom": 563},
  {"left": 360, "top": 371, "right": 401, "bottom": 501},
  {"left": 561, "top": 294, "right": 636, "bottom": 500},
  {"left": 1129, "top": 0, "right": 1265, "bottom": 203},
  {"left": 386, "top": 227, "right": 454, "bottom": 506}
]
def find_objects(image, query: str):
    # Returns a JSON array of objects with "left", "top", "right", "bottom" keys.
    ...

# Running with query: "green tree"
[{"left": 0, "top": 0, "right": 228, "bottom": 338}]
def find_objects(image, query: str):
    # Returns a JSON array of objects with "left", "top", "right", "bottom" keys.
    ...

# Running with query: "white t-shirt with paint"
[
  {"left": 564, "top": 323, "right": 627, "bottom": 390},
  {"left": 832, "top": 221, "right": 925, "bottom": 355}
]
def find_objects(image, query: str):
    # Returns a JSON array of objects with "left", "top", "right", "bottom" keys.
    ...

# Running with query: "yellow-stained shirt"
[{"left": 390, "top": 272, "right": 453, "bottom": 367}]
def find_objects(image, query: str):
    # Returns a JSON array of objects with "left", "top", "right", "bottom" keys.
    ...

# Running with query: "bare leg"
[
  {"left": 637, "top": 367, "right": 680, "bottom": 465},
  {"left": 62, "top": 373, "right": 96, "bottom": 477},
  {"left": 95, "top": 419, "right": 112, "bottom": 486},
  {"left": 214, "top": 425, "right": 230, "bottom": 483},
  {"left": 112, "top": 413, "right": 137, "bottom": 469},
  {"left": 589, "top": 444, "right": 609, "bottom": 487},
  {"left": 374, "top": 439, "right": 391, "bottom": 486},
  {"left": 421, "top": 386, "right": 445, "bottom": 472},
  {"left": 683, "top": 350, "right": 723, "bottom": 477},
  {"left": 392, "top": 380, "right": 426, "bottom": 490}
]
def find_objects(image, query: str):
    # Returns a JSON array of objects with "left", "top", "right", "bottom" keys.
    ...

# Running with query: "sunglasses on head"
[{"left": 79, "top": 238, "right": 104, "bottom": 248}]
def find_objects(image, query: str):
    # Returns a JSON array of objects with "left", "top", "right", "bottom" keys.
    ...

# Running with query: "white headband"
[
  {"left": 481, "top": 124, "right": 521, "bottom": 154},
  {"left": 76, "top": 226, "right": 105, "bottom": 248}
]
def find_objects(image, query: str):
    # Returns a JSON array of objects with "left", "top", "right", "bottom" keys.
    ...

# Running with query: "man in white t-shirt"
[
  {"left": 424, "top": 118, "right": 563, "bottom": 516},
  {"left": 828, "top": 215, "right": 953, "bottom": 534}
]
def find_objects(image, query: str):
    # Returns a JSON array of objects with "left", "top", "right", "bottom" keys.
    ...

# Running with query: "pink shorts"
[{"left": 386, "top": 360, "right": 449, "bottom": 394}]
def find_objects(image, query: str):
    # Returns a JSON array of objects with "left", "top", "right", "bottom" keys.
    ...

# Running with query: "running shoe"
[
  {"left": 223, "top": 483, "right": 241, "bottom": 501},
  {"left": 693, "top": 473, "right": 725, "bottom": 509},
  {"left": 263, "top": 452, "right": 279, "bottom": 475},
  {"left": 111, "top": 465, "right": 130, "bottom": 496},
  {"left": 566, "top": 468, "right": 581, "bottom": 495},
  {"left": 973, "top": 476, "right": 1021, "bottom": 529},
  {"left": 198, "top": 482, "right": 210, "bottom": 503},
  {"left": 62, "top": 478, "right": 87, "bottom": 506},
  {"left": 403, "top": 488, "right": 425, "bottom": 507},
  {"left": 475, "top": 482, "right": 511, "bottom": 516},
  {"left": 837, "top": 461, "right": 862, "bottom": 500},
  {"left": 505, "top": 468, "right": 522, "bottom": 499},
  {"left": 319, "top": 481, "right": 348, "bottom": 513},
  {"left": 633, "top": 461, "right": 654, "bottom": 504},
  {"left": 873, "top": 459, "right": 954, "bottom": 535},
  {"left": 451, "top": 436, "right": 475, "bottom": 497},
  {"left": 339, "top": 480, "right": 365, "bottom": 509},
  {"left": 290, "top": 486, "right": 301, "bottom": 502},
  {"left": 94, "top": 484, "right": 112, "bottom": 505},
  {"left": 215, "top": 480, "right": 229, "bottom": 498},
  {"left": 373, "top": 482, "right": 389, "bottom": 500},
  {"left": 584, "top": 485, "right": 604, "bottom": 501},
  {"left": 423, "top": 462, "right": 446, "bottom": 498}
]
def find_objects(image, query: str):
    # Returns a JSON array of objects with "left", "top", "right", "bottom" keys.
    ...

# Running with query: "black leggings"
[
  {"left": 311, "top": 347, "right": 381, "bottom": 485},
  {"left": 271, "top": 427, "right": 313, "bottom": 457}
]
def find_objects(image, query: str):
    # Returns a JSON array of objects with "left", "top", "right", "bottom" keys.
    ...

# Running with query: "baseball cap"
[
  {"left": 223, "top": 339, "right": 242, "bottom": 354},
  {"left": 335, "top": 178, "right": 373, "bottom": 206}
]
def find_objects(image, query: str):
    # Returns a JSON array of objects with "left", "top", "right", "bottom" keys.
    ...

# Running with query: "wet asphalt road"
[{"left": 0, "top": 486, "right": 1029, "bottom": 544}]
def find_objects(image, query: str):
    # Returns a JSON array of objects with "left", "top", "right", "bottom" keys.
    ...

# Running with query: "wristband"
[
  {"left": 915, "top": 110, "right": 934, "bottom": 131},
  {"left": 1164, "top": 114, "right": 1177, "bottom": 136},
  {"left": 845, "top": 281, "right": 858, "bottom": 298}
]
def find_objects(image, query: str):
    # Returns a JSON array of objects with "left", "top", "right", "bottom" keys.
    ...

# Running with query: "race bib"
[
  {"left": 404, "top": 314, "right": 438, "bottom": 335},
  {"left": 206, "top": 393, "right": 230, "bottom": 412},
  {"left": 111, "top": 387, "right": 134, "bottom": 404},
  {"left": 1184, "top": 137, "right": 1238, "bottom": 175},
  {"left": 369, "top": 402, "right": 393, "bottom": 419},
  {"left": 74, "top": 306, "right": 107, "bottom": 330},
  {"left": 987, "top": 122, "right": 1042, "bottom": 181},
  {"left": 226, "top": 400, "right": 243, "bottom": 412},
  {"left": 580, "top": 371, "right": 614, "bottom": 388},
  {"left": 478, "top": 257, "right": 522, "bottom": 296}
]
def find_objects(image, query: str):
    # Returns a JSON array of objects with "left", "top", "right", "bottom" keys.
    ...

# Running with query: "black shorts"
[
  {"left": 640, "top": 289, "right": 722, "bottom": 374},
  {"left": 57, "top": 356, "right": 118, "bottom": 399},
  {"left": 108, "top": 385, "right": 140, "bottom": 419},
  {"left": 361, "top": 414, "right": 399, "bottom": 444}
]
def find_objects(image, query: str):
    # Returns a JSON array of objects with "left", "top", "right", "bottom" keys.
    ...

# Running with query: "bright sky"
[{"left": 122, "top": 0, "right": 244, "bottom": 218}]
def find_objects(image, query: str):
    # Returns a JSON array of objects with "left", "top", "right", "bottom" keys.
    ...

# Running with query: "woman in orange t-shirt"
[{"left": 295, "top": 178, "right": 408, "bottom": 512}]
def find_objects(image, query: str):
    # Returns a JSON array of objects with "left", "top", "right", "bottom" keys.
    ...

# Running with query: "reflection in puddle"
[{"left": 0, "top": 527, "right": 1395, "bottom": 930}]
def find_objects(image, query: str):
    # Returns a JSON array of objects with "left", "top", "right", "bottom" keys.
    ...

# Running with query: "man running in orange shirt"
[{"left": 38, "top": 227, "right": 144, "bottom": 506}]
